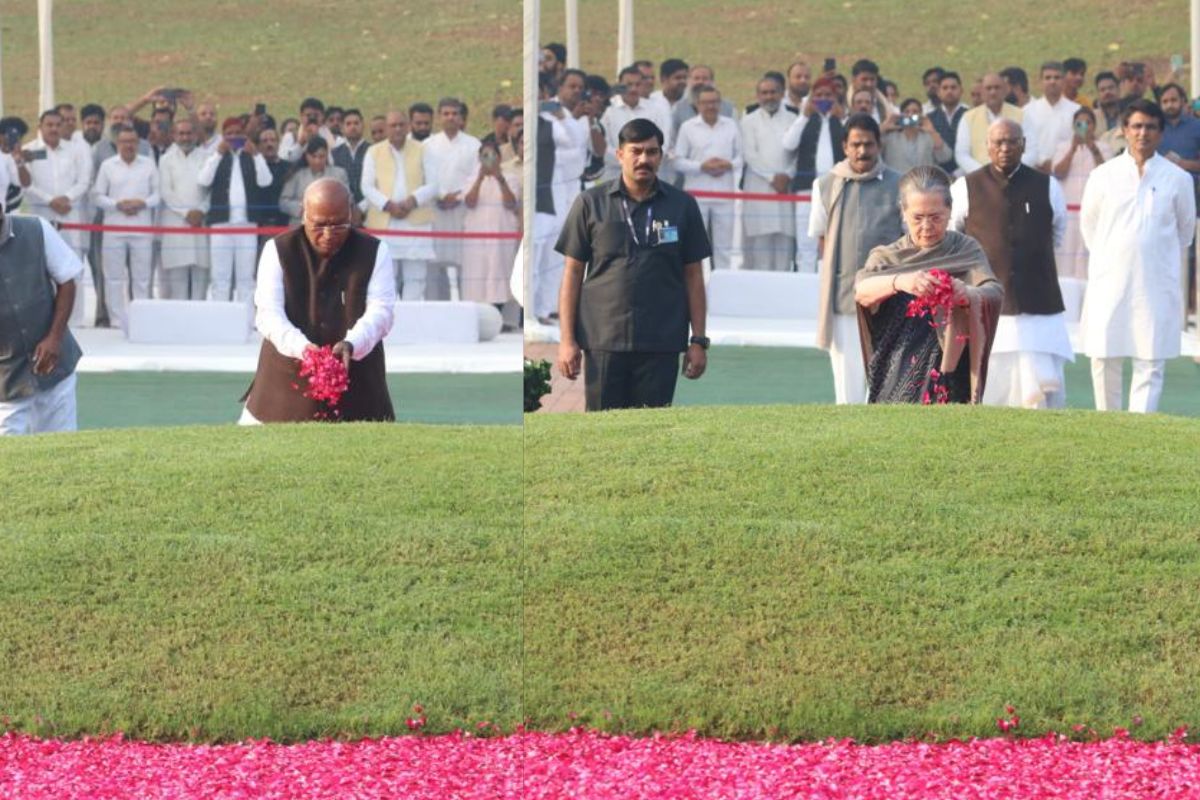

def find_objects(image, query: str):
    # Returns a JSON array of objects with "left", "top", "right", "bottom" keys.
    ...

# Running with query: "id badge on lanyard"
[{"left": 621, "top": 197, "right": 653, "bottom": 248}]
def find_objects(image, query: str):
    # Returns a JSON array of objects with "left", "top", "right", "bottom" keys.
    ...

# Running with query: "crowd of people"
[
  {"left": 531, "top": 48, "right": 1200, "bottom": 320},
  {"left": 0, "top": 87, "right": 524, "bottom": 329},
  {"left": 540, "top": 46, "right": 1198, "bottom": 414}
]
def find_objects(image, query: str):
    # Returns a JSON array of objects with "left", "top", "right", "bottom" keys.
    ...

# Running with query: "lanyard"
[{"left": 620, "top": 197, "right": 653, "bottom": 248}]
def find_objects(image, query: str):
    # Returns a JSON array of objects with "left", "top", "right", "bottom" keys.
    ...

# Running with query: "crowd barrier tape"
[
  {"left": 57, "top": 222, "right": 522, "bottom": 240},
  {"left": 689, "top": 187, "right": 1083, "bottom": 213}
]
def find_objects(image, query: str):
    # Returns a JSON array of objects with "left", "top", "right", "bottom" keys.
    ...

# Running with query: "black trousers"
[{"left": 583, "top": 350, "right": 680, "bottom": 411}]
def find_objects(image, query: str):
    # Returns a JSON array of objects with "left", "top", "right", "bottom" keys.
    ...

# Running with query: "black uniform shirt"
[{"left": 555, "top": 178, "right": 710, "bottom": 352}]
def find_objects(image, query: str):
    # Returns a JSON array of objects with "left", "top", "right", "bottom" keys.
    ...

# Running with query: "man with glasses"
[
  {"left": 1080, "top": 99, "right": 1195, "bottom": 413},
  {"left": 951, "top": 118, "right": 1072, "bottom": 409},
  {"left": 241, "top": 178, "right": 395, "bottom": 424}
]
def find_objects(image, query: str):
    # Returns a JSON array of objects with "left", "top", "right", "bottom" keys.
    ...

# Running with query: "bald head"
[
  {"left": 304, "top": 177, "right": 352, "bottom": 215},
  {"left": 302, "top": 178, "right": 353, "bottom": 257},
  {"left": 988, "top": 117, "right": 1022, "bottom": 139}
]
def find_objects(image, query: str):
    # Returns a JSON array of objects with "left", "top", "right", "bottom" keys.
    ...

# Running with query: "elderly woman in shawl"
[{"left": 854, "top": 165, "right": 1003, "bottom": 404}]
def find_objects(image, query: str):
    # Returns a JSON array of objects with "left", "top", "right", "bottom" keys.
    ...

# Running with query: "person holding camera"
[
  {"left": 1051, "top": 106, "right": 1111, "bottom": 279},
  {"left": 462, "top": 140, "right": 520, "bottom": 308},
  {"left": 197, "top": 116, "right": 274, "bottom": 303},
  {"left": 881, "top": 98, "right": 951, "bottom": 174}
]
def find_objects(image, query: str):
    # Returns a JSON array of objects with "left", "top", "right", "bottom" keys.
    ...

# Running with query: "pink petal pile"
[
  {"left": 905, "top": 268, "right": 957, "bottom": 326},
  {"left": 297, "top": 346, "right": 350, "bottom": 414},
  {"left": 5, "top": 729, "right": 1200, "bottom": 799}
]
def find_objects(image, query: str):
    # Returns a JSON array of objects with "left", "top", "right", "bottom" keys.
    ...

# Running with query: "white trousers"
[
  {"left": 532, "top": 213, "right": 562, "bottom": 319},
  {"left": 158, "top": 266, "right": 209, "bottom": 300},
  {"left": 794, "top": 202, "right": 819, "bottom": 273},
  {"left": 983, "top": 351, "right": 1068, "bottom": 409},
  {"left": 238, "top": 404, "right": 262, "bottom": 426},
  {"left": 0, "top": 373, "right": 78, "bottom": 435},
  {"left": 698, "top": 200, "right": 735, "bottom": 271},
  {"left": 828, "top": 313, "right": 867, "bottom": 405},
  {"left": 102, "top": 236, "right": 153, "bottom": 330},
  {"left": 743, "top": 234, "right": 795, "bottom": 271},
  {"left": 209, "top": 224, "right": 258, "bottom": 303},
  {"left": 396, "top": 259, "right": 429, "bottom": 301},
  {"left": 1091, "top": 357, "right": 1166, "bottom": 413}
]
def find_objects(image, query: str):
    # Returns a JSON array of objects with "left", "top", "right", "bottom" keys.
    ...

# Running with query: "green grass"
[
  {"left": 77, "top": 372, "right": 522, "bottom": 428},
  {"left": 541, "top": 0, "right": 1183, "bottom": 108},
  {"left": 0, "top": 0, "right": 520, "bottom": 136},
  {"left": 524, "top": 405, "right": 1200, "bottom": 742},
  {"left": 0, "top": 424, "right": 521, "bottom": 742},
  {"left": 673, "top": 346, "right": 1200, "bottom": 417}
]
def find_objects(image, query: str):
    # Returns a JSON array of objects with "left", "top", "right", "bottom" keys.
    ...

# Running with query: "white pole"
[
  {"left": 523, "top": 0, "right": 540, "bottom": 329},
  {"left": 565, "top": 0, "right": 580, "bottom": 69},
  {"left": 1191, "top": 0, "right": 1200, "bottom": 97},
  {"left": 38, "top": 0, "right": 55, "bottom": 113},
  {"left": 0, "top": 20, "right": 5, "bottom": 116},
  {"left": 617, "top": 0, "right": 634, "bottom": 72}
]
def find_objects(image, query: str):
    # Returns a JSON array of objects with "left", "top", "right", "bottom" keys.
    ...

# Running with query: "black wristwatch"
[{"left": 689, "top": 336, "right": 710, "bottom": 350}]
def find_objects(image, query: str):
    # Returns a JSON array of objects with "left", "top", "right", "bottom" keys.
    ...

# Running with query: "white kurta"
[
  {"left": 740, "top": 107, "right": 798, "bottom": 238},
  {"left": 22, "top": 139, "right": 91, "bottom": 253},
  {"left": 1080, "top": 152, "right": 1196, "bottom": 359},
  {"left": 424, "top": 130, "right": 481, "bottom": 266},
  {"left": 360, "top": 143, "right": 440, "bottom": 262},
  {"left": 1022, "top": 95, "right": 1081, "bottom": 168},
  {"left": 157, "top": 144, "right": 211, "bottom": 270}
]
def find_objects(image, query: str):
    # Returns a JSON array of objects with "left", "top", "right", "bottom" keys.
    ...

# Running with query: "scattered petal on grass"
[{"left": 5, "top": 730, "right": 1200, "bottom": 799}]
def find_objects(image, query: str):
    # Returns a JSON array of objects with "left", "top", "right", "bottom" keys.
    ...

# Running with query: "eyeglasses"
[
  {"left": 989, "top": 138, "right": 1024, "bottom": 148},
  {"left": 309, "top": 222, "right": 351, "bottom": 233}
]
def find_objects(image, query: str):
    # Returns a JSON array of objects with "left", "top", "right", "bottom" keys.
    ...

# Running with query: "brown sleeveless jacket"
[{"left": 244, "top": 227, "right": 394, "bottom": 422}]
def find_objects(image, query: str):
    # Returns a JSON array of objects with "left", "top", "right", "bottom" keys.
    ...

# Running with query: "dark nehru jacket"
[
  {"left": 244, "top": 227, "right": 394, "bottom": 422},
  {"left": 792, "top": 114, "right": 844, "bottom": 191},
  {"left": 963, "top": 165, "right": 1064, "bottom": 316}
]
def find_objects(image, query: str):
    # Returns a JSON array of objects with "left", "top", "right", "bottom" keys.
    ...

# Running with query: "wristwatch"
[{"left": 689, "top": 336, "right": 710, "bottom": 350}]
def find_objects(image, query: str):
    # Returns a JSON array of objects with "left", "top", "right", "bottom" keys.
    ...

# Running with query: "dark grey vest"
[
  {"left": 0, "top": 216, "right": 82, "bottom": 401},
  {"left": 818, "top": 168, "right": 904, "bottom": 314}
]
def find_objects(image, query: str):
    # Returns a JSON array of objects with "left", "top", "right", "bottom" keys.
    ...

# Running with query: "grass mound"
[
  {"left": 524, "top": 405, "right": 1200, "bottom": 743},
  {"left": 0, "top": 424, "right": 520, "bottom": 742}
]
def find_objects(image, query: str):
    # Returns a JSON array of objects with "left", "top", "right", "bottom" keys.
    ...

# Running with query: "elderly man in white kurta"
[
  {"left": 157, "top": 119, "right": 211, "bottom": 299},
  {"left": 361, "top": 111, "right": 439, "bottom": 301},
  {"left": 23, "top": 110, "right": 91, "bottom": 259},
  {"left": 674, "top": 86, "right": 743, "bottom": 271},
  {"left": 92, "top": 126, "right": 160, "bottom": 330},
  {"left": 1080, "top": 100, "right": 1196, "bottom": 413},
  {"left": 740, "top": 76, "right": 798, "bottom": 271},
  {"left": 423, "top": 99, "right": 480, "bottom": 300}
]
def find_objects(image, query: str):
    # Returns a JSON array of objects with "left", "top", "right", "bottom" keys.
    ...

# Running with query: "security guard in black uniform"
[{"left": 555, "top": 118, "right": 711, "bottom": 411}]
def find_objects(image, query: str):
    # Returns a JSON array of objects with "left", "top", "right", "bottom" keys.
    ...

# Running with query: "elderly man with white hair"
[
  {"left": 950, "top": 117, "right": 1073, "bottom": 409},
  {"left": 241, "top": 178, "right": 396, "bottom": 424}
]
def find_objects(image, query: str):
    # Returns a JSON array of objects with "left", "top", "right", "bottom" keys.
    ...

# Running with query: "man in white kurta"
[
  {"left": 360, "top": 111, "right": 439, "bottom": 301},
  {"left": 1080, "top": 100, "right": 1196, "bottom": 413},
  {"left": 23, "top": 110, "right": 91, "bottom": 258},
  {"left": 92, "top": 127, "right": 160, "bottom": 330},
  {"left": 740, "top": 76, "right": 798, "bottom": 271},
  {"left": 157, "top": 119, "right": 211, "bottom": 299},
  {"left": 423, "top": 99, "right": 480, "bottom": 300},
  {"left": 1021, "top": 62, "right": 1081, "bottom": 172},
  {"left": 950, "top": 119, "right": 1074, "bottom": 409},
  {"left": 782, "top": 78, "right": 844, "bottom": 272},
  {"left": 674, "top": 86, "right": 743, "bottom": 271},
  {"left": 601, "top": 67, "right": 675, "bottom": 183}
]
